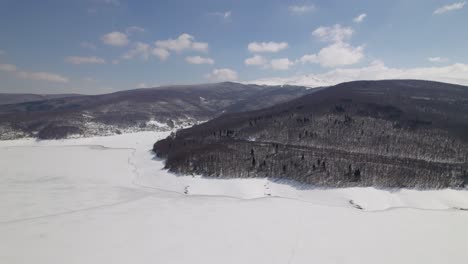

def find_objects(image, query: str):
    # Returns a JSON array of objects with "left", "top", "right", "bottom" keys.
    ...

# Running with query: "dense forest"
[{"left": 154, "top": 80, "right": 468, "bottom": 189}]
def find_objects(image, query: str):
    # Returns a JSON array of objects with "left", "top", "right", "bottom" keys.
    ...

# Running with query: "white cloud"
[
  {"left": 122, "top": 42, "right": 171, "bottom": 61},
  {"left": 248, "top": 41, "right": 288, "bottom": 53},
  {"left": 428, "top": 57, "right": 449, "bottom": 63},
  {"left": 297, "top": 54, "right": 319, "bottom": 64},
  {"left": 245, "top": 55, "right": 294, "bottom": 70},
  {"left": 249, "top": 60, "right": 468, "bottom": 87},
  {"left": 152, "top": 48, "right": 170, "bottom": 61},
  {"left": 101, "top": 31, "right": 129, "bottom": 47},
  {"left": 205, "top": 68, "right": 238, "bottom": 81},
  {"left": 289, "top": 5, "right": 315, "bottom": 14},
  {"left": 65, "top": 56, "right": 106, "bottom": 64},
  {"left": 192, "top": 42, "right": 209, "bottom": 52},
  {"left": 307, "top": 24, "right": 364, "bottom": 68},
  {"left": 312, "top": 24, "right": 354, "bottom": 43},
  {"left": 126, "top": 26, "right": 145, "bottom": 35},
  {"left": 123, "top": 42, "right": 151, "bottom": 60},
  {"left": 80, "top": 42, "right": 97, "bottom": 50},
  {"left": 112, "top": 59, "right": 120, "bottom": 65},
  {"left": 155, "top": 33, "right": 208, "bottom": 53},
  {"left": 297, "top": 43, "right": 364, "bottom": 68},
  {"left": 211, "top": 11, "right": 231, "bottom": 20},
  {"left": 270, "top": 58, "right": 294, "bottom": 70},
  {"left": 353, "top": 13, "right": 367, "bottom": 23},
  {"left": 223, "top": 11, "right": 232, "bottom": 19},
  {"left": 185, "top": 56, "right": 214, "bottom": 65},
  {"left": 316, "top": 42, "right": 364, "bottom": 67},
  {"left": 0, "top": 62, "right": 68, "bottom": 83},
  {"left": 245, "top": 55, "right": 268, "bottom": 66},
  {"left": 0, "top": 63, "right": 17, "bottom": 72},
  {"left": 434, "top": 1, "right": 466, "bottom": 14},
  {"left": 18, "top": 71, "right": 69, "bottom": 83}
]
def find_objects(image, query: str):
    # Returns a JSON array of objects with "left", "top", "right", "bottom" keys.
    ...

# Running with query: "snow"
[
  {"left": 1, "top": 131, "right": 468, "bottom": 263},
  {"left": 145, "top": 119, "right": 169, "bottom": 128}
]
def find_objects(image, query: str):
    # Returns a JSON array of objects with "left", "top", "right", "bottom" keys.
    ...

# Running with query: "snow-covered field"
[{"left": 1, "top": 131, "right": 468, "bottom": 264}]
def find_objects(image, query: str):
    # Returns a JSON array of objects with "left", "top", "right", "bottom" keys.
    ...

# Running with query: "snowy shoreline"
[{"left": 2, "top": 131, "right": 468, "bottom": 212}]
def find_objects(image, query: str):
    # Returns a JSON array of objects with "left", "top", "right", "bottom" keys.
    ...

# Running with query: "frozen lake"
[{"left": 1, "top": 132, "right": 468, "bottom": 264}]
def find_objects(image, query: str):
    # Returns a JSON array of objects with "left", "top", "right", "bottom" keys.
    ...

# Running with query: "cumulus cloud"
[
  {"left": 122, "top": 42, "right": 171, "bottom": 61},
  {"left": 0, "top": 63, "right": 17, "bottom": 72},
  {"left": 65, "top": 56, "right": 106, "bottom": 64},
  {"left": 205, "top": 68, "right": 238, "bottom": 81},
  {"left": 298, "top": 42, "right": 364, "bottom": 68},
  {"left": 248, "top": 41, "right": 288, "bottom": 53},
  {"left": 117, "top": 33, "right": 208, "bottom": 63},
  {"left": 101, "top": 31, "right": 129, "bottom": 47},
  {"left": 248, "top": 43, "right": 364, "bottom": 70},
  {"left": 155, "top": 33, "right": 208, "bottom": 53},
  {"left": 245, "top": 55, "right": 268, "bottom": 66},
  {"left": 151, "top": 48, "right": 170, "bottom": 61},
  {"left": 126, "top": 26, "right": 145, "bottom": 35},
  {"left": 122, "top": 42, "right": 151, "bottom": 61},
  {"left": 297, "top": 54, "right": 319, "bottom": 64},
  {"left": 18, "top": 71, "right": 69, "bottom": 83},
  {"left": 434, "top": 1, "right": 465, "bottom": 14},
  {"left": 304, "top": 24, "right": 365, "bottom": 68},
  {"left": 315, "top": 42, "right": 364, "bottom": 67},
  {"left": 289, "top": 5, "right": 315, "bottom": 14},
  {"left": 312, "top": 24, "right": 354, "bottom": 43},
  {"left": 428, "top": 57, "right": 449, "bottom": 63},
  {"left": 270, "top": 58, "right": 294, "bottom": 70},
  {"left": 353, "top": 13, "right": 367, "bottom": 23},
  {"left": 249, "top": 60, "right": 468, "bottom": 87},
  {"left": 245, "top": 55, "right": 294, "bottom": 70},
  {"left": 185, "top": 56, "right": 214, "bottom": 65}
]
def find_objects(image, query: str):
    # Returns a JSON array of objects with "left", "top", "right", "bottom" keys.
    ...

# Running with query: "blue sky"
[{"left": 0, "top": 0, "right": 468, "bottom": 94}]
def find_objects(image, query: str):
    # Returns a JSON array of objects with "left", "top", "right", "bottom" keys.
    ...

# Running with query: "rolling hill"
[
  {"left": 0, "top": 82, "right": 311, "bottom": 139},
  {"left": 154, "top": 80, "right": 468, "bottom": 189}
]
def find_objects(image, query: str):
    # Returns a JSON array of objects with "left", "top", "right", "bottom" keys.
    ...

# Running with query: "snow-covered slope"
[{"left": 1, "top": 132, "right": 468, "bottom": 263}]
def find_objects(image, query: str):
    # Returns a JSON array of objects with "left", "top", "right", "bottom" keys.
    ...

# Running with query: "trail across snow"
[{"left": 1, "top": 131, "right": 468, "bottom": 264}]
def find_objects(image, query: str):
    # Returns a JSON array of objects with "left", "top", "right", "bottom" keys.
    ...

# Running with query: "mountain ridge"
[
  {"left": 0, "top": 82, "right": 312, "bottom": 140},
  {"left": 0, "top": 93, "right": 81, "bottom": 106}
]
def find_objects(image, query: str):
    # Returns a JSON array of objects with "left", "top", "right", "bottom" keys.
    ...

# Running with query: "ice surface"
[{"left": 1, "top": 132, "right": 468, "bottom": 264}]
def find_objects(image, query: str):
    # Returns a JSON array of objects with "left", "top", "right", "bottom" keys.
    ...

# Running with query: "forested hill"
[
  {"left": 154, "top": 80, "right": 468, "bottom": 189},
  {"left": 0, "top": 82, "right": 311, "bottom": 139},
  {"left": 0, "top": 93, "right": 80, "bottom": 105}
]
